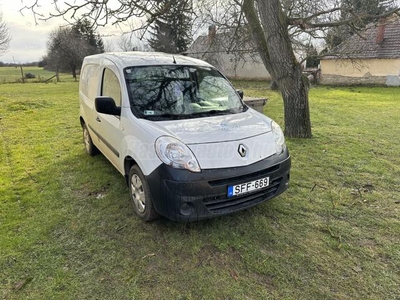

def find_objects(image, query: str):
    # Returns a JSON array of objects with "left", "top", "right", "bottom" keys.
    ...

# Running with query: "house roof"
[
  {"left": 324, "top": 17, "right": 400, "bottom": 60},
  {"left": 185, "top": 28, "right": 255, "bottom": 57},
  {"left": 185, "top": 35, "right": 216, "bottom": 56}
]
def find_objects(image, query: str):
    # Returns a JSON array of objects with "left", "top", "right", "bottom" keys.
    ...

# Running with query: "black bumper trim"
[
  {"left": 146, "top": 149, "right": 291, "bottom": 222},
  {"left": 204, "top": 177, "right": 282, "bottom": 213}
]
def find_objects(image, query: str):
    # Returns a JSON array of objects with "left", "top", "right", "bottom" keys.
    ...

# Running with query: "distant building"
[
  {"left": 320, "top": 16, "right": 400, "bottom": 86},
  {"left": 185, "top": 25, "right": 272, "bottom": 80}
]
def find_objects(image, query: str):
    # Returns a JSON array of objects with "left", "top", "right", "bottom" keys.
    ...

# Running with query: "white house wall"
[{"left": 321, "top": 58, "right": 400, "bottom": 86}]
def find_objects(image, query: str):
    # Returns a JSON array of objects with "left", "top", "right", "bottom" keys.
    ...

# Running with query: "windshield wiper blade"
[
  {"left": 192, "top": 109, "right": 236, "bottom": 116},
  {"left": 142, "top": 108, "right": 240, "bottom": 120},
  {"left": 142, "top": 113, "right": 187, "bottom": 120}
]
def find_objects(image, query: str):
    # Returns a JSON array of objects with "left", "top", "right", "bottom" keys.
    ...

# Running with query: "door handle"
[{"left": 96, "top": 116, "right": 101, "bottom": 122}]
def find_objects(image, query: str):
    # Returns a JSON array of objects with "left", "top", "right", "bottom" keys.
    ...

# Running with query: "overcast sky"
[
  {"left": 0, "top": 0, "right": 134, "bottom": 63},
  {"left": 2, "top": 1, "right": 399, "bottom": 63}
]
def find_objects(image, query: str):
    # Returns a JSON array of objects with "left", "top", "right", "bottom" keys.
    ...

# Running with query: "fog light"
[{"left": 180, "top": 202, "right": 194, "bottom": 216}]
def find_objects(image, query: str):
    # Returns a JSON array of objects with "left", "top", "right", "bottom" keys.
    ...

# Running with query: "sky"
[
  {"left": 0, "top": 0, "right": 136, "bottom": 63},
  {"left": 0, "top": 1, "right": 54, "bottom": 63},
  {"left": 1, "top": 0, "right": 399, "bottom": 63}
]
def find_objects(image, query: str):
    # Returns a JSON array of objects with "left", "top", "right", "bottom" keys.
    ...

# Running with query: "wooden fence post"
[{"left": 20, "top": 66, "right": 25, "bottom": 83}]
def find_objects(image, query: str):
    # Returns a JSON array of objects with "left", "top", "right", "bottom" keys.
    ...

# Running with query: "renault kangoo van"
[{"left": 79, "top": 52, "right": 291, "bottom": 221}]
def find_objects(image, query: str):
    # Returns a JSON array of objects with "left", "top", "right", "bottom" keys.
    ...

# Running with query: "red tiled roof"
[{"left": 325, "top": 18, "right": 400, "bottom": 59}]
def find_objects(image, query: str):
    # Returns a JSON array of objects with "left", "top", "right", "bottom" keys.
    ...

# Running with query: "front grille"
[
  {"left": 204, "top": 177, "right": 282, "bottom": 214},
  {"left": 208, "top": 164, "right": 280, "bottom": 187}
]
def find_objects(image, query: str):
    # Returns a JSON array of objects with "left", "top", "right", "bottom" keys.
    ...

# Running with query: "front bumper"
[{"left": 146, "top": 149, "right": 291, "bottom": 221}]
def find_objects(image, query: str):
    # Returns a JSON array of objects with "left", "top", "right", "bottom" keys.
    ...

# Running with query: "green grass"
[
  {"left": 0, "top": 66, "right": 75, "bottom": 83},
  {"left": 1, "top": 81, "right": 399, "bottom": 299}
]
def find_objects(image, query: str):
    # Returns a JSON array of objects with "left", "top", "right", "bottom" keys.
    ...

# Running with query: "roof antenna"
[{"left": 172, "top": 55, "right": 177, "bottom": 64}]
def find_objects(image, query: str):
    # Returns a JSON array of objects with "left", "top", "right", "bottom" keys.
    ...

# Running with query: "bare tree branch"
[
  {"left": 17, "top": 0, "right": 400, "bottom": 138},
  {"left": 288, "top": 6, "right": 400, "bottom": 28},
  {"left": 0, "top": 12, "right": 11, "bottom": 55}
]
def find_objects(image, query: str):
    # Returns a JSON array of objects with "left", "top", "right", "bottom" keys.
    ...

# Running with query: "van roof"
[{"left": 83, "top": 51, "right": 213, "bottom": 69}]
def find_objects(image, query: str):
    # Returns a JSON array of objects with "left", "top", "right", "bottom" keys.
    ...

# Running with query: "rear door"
[{"left": 80, "top": 63, "right": 102, "bottom": 149}]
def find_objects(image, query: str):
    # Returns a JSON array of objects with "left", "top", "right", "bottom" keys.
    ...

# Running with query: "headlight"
[
  {"left": 271, "top": 121, "right": 286, "bottom": 154},
  {"left": 155, "top": 136, "right": 201, "bottom": 173}
]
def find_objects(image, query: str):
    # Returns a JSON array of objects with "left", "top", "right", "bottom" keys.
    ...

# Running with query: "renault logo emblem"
[{"left": 238, "top": 144, "right": 247, "bottom": 157}]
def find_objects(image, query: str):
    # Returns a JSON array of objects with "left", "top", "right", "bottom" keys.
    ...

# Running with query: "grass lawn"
[{"left": 0, "top": 80, "right": 399, "bottom": 299}]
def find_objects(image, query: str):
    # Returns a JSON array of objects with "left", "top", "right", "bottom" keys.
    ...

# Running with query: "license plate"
[{"left": 227, "top": 177, "right": 270, "bottom": 197}]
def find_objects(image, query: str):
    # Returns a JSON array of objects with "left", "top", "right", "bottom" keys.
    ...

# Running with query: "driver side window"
[{"left": 102, "top": 68, "right": 121, "bottom": 106}]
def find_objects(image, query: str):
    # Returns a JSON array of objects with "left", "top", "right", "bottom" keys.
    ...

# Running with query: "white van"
[{"left": 79, "top": 52, "right": 291, "bottom": 222}]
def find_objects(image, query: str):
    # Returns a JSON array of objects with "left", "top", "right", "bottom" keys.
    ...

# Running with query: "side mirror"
[
  {"left": 95, "top": 96, "right": 121, "bottom": 116},
  {"left": 237, "top": 89, "right": 244, "bottom": 99}
]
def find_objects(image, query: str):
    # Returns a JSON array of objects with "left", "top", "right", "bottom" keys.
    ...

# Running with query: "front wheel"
[{"left": 129, "top": 165, "right": 159, "bottom": 222}]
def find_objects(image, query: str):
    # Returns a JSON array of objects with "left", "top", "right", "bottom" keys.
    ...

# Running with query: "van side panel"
[
  {"left": 80, "top": 63, "right": 103, "bottom": 151},
  {"left": 80, "top": 63, "right": 102, "bottom": 101}
]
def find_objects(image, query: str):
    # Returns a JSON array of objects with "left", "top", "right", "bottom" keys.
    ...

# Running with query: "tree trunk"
[
  {"left": 72, "top": 67, "right": 77, "bottom": 81},
  {"left": 243, "top": 0, "right": 312, "bottom": 138},
  {"left": 56, "top": 64, "right": 60, "bottom": 82}
]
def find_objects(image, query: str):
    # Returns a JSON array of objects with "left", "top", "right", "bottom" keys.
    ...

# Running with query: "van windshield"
[{"left": 124, "top": 65, "right": 246, "bottom": 120}]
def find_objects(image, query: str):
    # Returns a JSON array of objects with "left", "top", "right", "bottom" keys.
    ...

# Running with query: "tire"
[
  {"left": 82, "top": 123, "right": 99, "bottom": 156},
  {"left": 128, "top": 165, "right": 159, "bottom": 222}
]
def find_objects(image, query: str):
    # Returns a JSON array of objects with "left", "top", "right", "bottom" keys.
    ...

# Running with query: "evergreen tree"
[
  {"left": 148, "top": 0, "right": 193, "bottom": 53},
  {"left": 305, "top": 45, "right": 319, "bottom": 68},
  {"left": 72, "top": 18, "right": 105, "bottom": 53}
]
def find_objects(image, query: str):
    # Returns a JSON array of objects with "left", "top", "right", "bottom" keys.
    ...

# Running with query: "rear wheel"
[
  {"left": 129, "top": 165, "right": 159, "bottom": 222},
  {"left": 82, "top": 123, "right": 98, "bottom": 156}
]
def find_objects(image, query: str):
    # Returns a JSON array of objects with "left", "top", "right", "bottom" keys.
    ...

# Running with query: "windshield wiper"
[
  {"left": 141, "top": 108, "right": 243, "bottom": 121},
  {"left": 142, "top": 113, "right": 185, "bottom": 120},
  {"left": 190, "top": 109, "right": 238, "bottom": 117}
]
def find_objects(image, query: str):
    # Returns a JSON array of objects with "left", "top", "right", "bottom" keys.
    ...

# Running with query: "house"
[
  {"left": 320, "top": 17, "right": 400, "bottom": 86},
  {"left": 185, "top": 26, "right": 272, "bottom": 80}
]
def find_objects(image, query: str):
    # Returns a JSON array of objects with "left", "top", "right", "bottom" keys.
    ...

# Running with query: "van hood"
[{"left": 140, "top": 110, "right": 272, "bottom": 144}]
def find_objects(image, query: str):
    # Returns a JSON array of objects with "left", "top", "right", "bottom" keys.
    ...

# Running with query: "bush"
[{"left": 25, "top": 73, "right": 36, "bottom": 79}]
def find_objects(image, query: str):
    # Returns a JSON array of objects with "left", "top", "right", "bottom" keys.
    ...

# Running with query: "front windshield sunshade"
[{"left": 124, "top": 65, "right": 246, "bottom": 120}]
